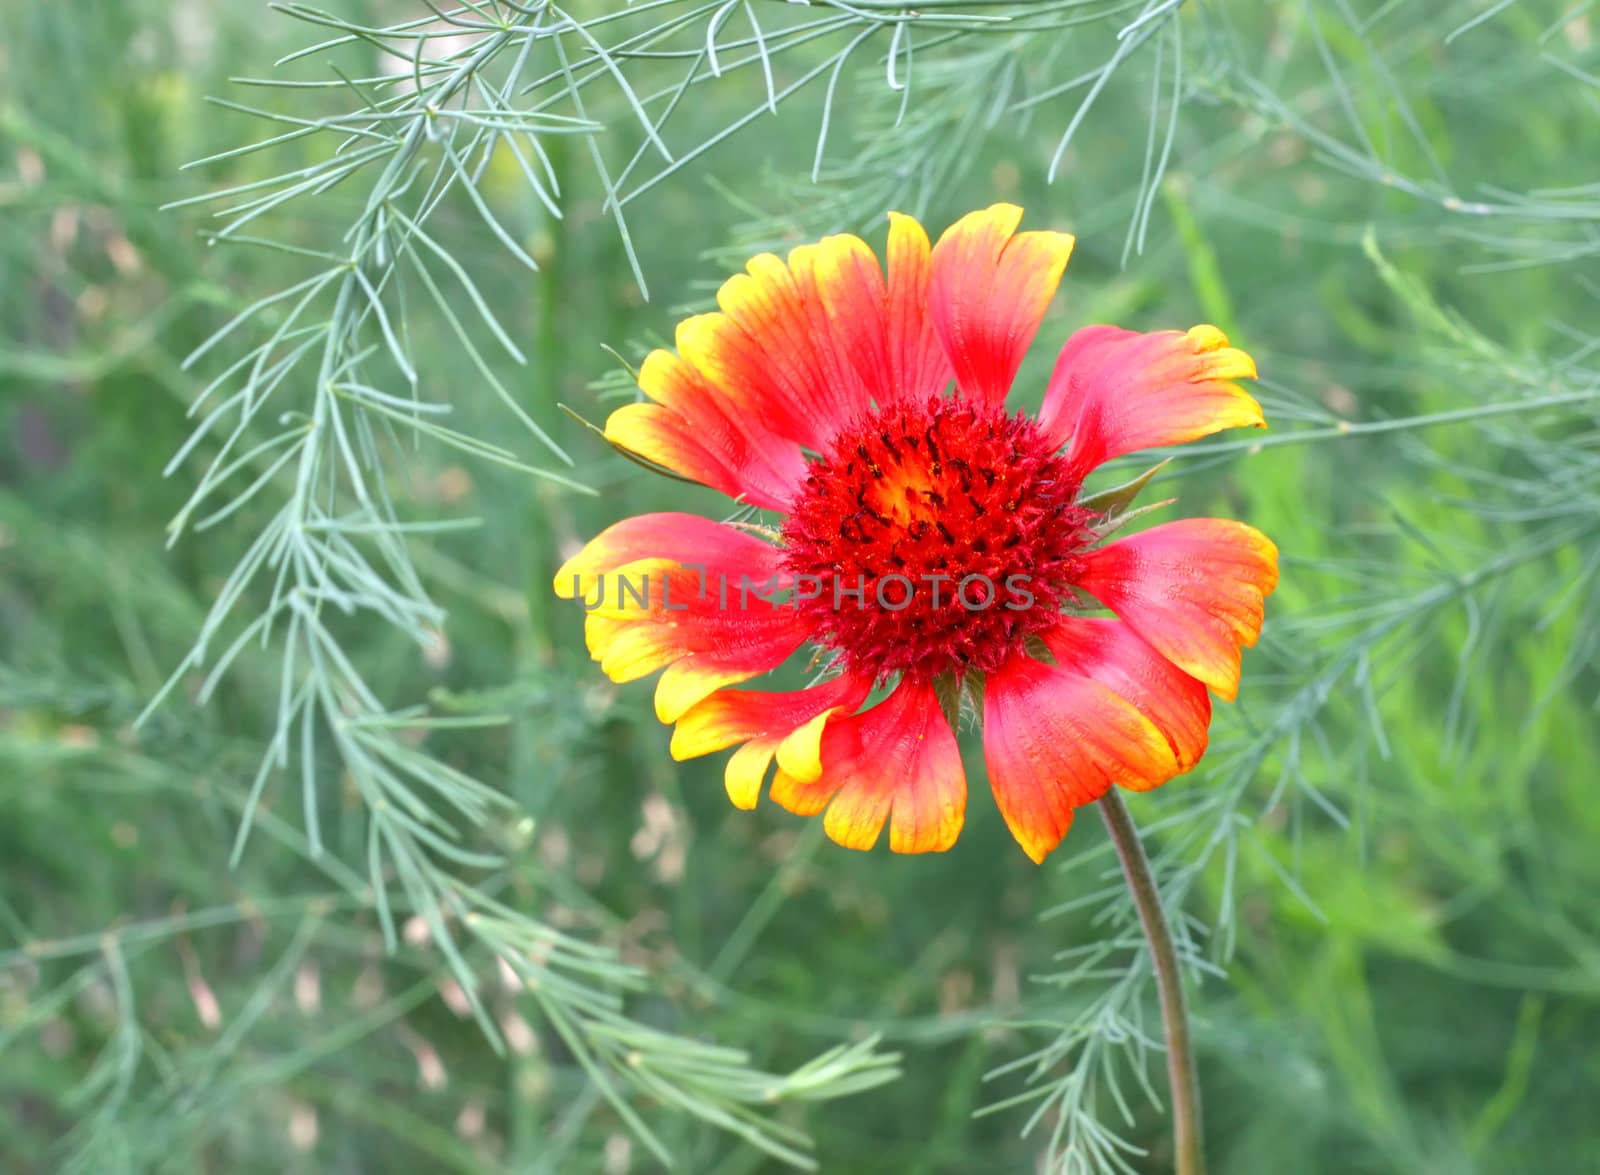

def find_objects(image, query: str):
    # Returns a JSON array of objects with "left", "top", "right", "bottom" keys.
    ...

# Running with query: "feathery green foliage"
[{"left": 4, "top": 1, "right": 1599, "bottom": 1171}]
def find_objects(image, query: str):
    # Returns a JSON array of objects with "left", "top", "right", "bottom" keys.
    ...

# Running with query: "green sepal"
[
  {"left": 961, "top": 672, "right": 985, "bottom": 724},
  {"left": 1094, "top": 497, "right": 1177, "bottom": 541},
  {"left": 933, "top": 670, "right": 963, "bottom": 733},
  {"left": 597, "top": 343, "right": 641, "bottom": 382},
  {"left": 1077, "top": 458, "right": 1170, "bottom": 517},
  {"left": 933, "top": 670, "right": 986, "bottom": 733}
]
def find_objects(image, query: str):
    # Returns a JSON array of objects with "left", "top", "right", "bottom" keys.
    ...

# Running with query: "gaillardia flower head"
[{"left": 556, "top": 205, "right": 1278, "bottom": 863}]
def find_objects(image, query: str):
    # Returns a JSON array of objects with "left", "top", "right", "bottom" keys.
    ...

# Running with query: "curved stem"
[{"left": 1098, "top": 789, "right": 1205, "bottom": 1175}]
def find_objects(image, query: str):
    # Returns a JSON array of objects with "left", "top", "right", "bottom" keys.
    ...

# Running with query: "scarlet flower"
[{"left": 556, "top": 205, "right": 1278, "bottom": 862}]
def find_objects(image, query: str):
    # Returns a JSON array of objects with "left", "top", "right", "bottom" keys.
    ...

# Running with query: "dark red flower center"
[{"left": 781, "top": 395, "right": 1094, "bottom": 680}]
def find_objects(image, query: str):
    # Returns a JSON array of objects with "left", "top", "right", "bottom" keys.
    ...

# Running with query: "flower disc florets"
[{"left": 781, "top": 394, "right": 1093, "bottom": 679}]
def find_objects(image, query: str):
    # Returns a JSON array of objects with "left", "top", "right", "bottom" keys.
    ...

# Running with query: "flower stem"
[{"left": 1098, "top": 789, "right": 1205, "bottom": 1175}]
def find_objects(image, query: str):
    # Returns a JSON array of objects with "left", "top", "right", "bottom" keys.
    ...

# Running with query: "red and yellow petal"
[
  {"left": 1042, "top": 616, "right": 1212, "bottom": 776},
  {"left": 669, "top": 673, "right": 873, "bottom": 809},
  {"left": 605, "top": 350, "right": 805, "bottom": 510},
  {"left": 1072, "top": 519, "right": 1279, "bottom": 702},
  {"left": 677, "top": 235, "right": 887, "bottom": 453},
  {"left": 1038, "top": 324, "right": 1263, "bottom": 475},
  {"left": 793, "top": 232, "right": 893, "bottom": 406},
  {"left": 983, "top": 652, "right": 1179, "bottom": 863},
  {"left": 928, "top": 203, "right": 1075, "bottom": 409},
  {"left": 588, "top": 563, "right": 808, "bottom": 723},
  {"left": 556, "top": 519, "right": 810, "bottom": 722},
  {"left": 554, "top": 512, "right": 773, "bottom": 603},
  {"left": 769, "top": 679, "right": 966, "bottom": 854},
  {"left": 884, "top": 212, "right": 953, "bottom": 403},
  {"left": 580, "top": 594, "right": 807, "bottom": 722}
]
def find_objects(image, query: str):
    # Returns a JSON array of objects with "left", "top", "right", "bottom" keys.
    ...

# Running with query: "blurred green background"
[{"left": 3, "top": 1, "right": 1598, "bottom": 1172}]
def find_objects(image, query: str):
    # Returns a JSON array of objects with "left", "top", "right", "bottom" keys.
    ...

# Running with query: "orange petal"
[
  {"left": 793, "top": 232, "right": 892, "bottom": 405},
  {"left": 1072, "top": 520, "right": 1279, "bottom": 702},
  {"left": 1037, "top": 324, "right": 1263, "bottom": 476},
  {"left": 679, "top": 234, "right": 885, "bottom": 452},
  {"left": 670, "top": 674, "right": 873, "bottom": 809},
  {"left": 604, "top": 350, "right": 805, "bottom": 509},
  {"left": 655, "top": 657, "right": 779, "bottom": 727},
  {"left": 928, "top": 204, "right": 1075, "bottom": 409},
  {"left": 553, "top": 513, "right": 768, "bottom": 602},
  {"left": 580, "top": 589, "right": 806, "bottom": 712},
  {"left": 588, "top": 559, "right": 808, "bottom": 721},
  {"left": 983, "top": 652, "right": 1179, "bottom": 863},
  {"left": 558, "top": 519, "right": 811, "bottom": 721},
  {"left": 769, "top": 679, "right": 966, "bottom": 854},
  {"left": 1043, "top": 616, "right": 1212, "bottom": 776},
  {"left": 884, "top": 212, "right": 953, "bottom": 403}
]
